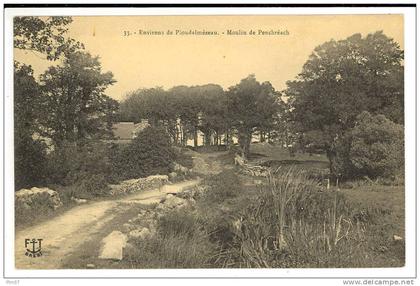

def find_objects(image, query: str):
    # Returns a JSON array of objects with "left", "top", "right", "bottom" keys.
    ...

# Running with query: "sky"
[{"left": 14, "top": 14, "right": 404, "bottom": 101}]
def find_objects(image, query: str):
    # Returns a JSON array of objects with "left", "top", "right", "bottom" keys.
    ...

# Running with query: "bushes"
[
  {"left": 333, "top": 112, "right": 404, "bottom": 181},
  {"left": 200, "top": 170, "right": 241, "bottom": 203},
  {"left": 15, "top": 136, "right": 48, "bottom": 190},
  {"left": 112, "top": 126, "right": 176, "bottom": 181},
  {"left": 349, "top": 112, "right": 404, "bottom": 179},
  {"left": 45, "top": 140, "right": 113, "bottom": 198},
  {"left": 43, "top": 126, "right": 176, "bottom": 198}
]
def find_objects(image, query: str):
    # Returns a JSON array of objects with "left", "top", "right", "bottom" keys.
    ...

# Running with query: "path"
[{"left": 14, "top": 180, "right": 199, "bottom": 269}]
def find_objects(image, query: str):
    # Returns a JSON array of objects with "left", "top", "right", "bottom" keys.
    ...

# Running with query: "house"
[{"left": 111, "top": 120, "right": 150, "bottom": 143}]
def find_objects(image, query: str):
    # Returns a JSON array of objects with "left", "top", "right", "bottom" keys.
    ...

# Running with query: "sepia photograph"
[{"left": 2, "top": 4, "right": 417, "bottom": 281}]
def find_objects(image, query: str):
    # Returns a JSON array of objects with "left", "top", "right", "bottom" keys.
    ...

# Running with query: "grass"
[{"left": 122, "top": 143, "right": 404, "bottom": 268}]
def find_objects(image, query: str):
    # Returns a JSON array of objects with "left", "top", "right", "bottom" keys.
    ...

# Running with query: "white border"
[{"left": 2, "top": 6, "right": 417, "bottom": 279}]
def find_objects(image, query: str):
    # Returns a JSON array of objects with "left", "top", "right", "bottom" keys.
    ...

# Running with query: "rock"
[
  {"left": 86, "top": 264, "right": 95, "bottom": 269},
  {"left": 122, "top": 223, "right": 132, "bottom": 233},
  {"left": 71, "top": 197, "right": 87, "bottom": 204},
  {"left": 393, "top": 235, "right": 403, "bottom": 241},
  {"left": 172, "top": 163, "right": 189, "bottom": 174},
  {"left": 129, "top": 227, "right": 151, "bottom": 240},
  {"left": 98, "top": 231, "right": 127, "bottom": 260},
  {"left": 163, "top": 195, "right": 187, "bottom": 209},
  {"left": 15, "top": 187, "right": 63, "bottom": 210},
  {"left": 169, "top": 172, "right": 178, "bottom": 180}
]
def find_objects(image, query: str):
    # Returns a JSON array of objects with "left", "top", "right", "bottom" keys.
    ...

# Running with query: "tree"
[
  {"left": 226, "top": 75, "right": 280, "bottom": 158},
  {"left": 14, "top": 16, "right": 83, "bottom": 60},
  {"left": 286, "top": 31, "right": 404, "bottom": 177},
  {"left": 14, "top": 62, "right": 48, "bottom": 189},
  {"left": 39, "top": 51, "right": 117, "bottom": 145}
]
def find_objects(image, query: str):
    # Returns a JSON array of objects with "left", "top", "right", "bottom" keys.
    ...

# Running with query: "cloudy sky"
[{"left": 14, "top": 14, "right": 403, "bottom": 101}]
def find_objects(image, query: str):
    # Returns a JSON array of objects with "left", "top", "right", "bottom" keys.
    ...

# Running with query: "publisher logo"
[{"left": 24, "top": 238, "right": 43, "bottom": 258}]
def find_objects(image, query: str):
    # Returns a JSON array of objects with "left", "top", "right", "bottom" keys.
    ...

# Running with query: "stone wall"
[{"left": 109, "top": 175, "right": 169, "bottom": 195}]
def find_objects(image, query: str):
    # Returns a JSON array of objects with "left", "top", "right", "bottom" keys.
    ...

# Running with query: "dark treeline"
[{"left": 119, "top": 75, "right": 288, "bottom": 158}]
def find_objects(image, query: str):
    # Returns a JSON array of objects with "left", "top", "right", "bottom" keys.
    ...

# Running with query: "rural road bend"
[{"left": 14, "top": 179, "right": 200, "bottom": 269}]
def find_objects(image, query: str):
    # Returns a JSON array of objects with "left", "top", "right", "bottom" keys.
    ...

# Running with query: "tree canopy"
[
  {"left": 286, "top": 31, "right": 404, "bottom": 176},
  {"left": 14, "top": 16, "right": 83, "bottom": 60}
]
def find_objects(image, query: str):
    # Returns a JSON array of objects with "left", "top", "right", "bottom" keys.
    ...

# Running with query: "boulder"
[
  {"left": 393, "top": 235, "right": 403, "bottom": 241},
  {"left": 169, "top": 172, "right": 178, "bottom": 180},
  {"left": 15, "top": 187, "right": 63, "bottom": 210},
  {"left": 98, "top": 231, "right": 127, "bottom": 260}
]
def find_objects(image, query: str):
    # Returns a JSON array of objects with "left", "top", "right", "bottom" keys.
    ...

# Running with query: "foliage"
[
  {"left": 47, "top": 140, "right": 113, "bottom": 195},
  {"left": 112, "top": 126, "right": 176, "bottom": 180},
  {"left": 348, "top": 111, "right": 404, "bottom": 179},
  {"left": 15, "top": 137, "right": 48, "bottom": 190},
  {"left": 119, "top": 84, "right": 227, "bottom": 147},
  {"left": 200, "top": 170, "right": 242, "bottom": 204},
  {"left": 226, "top": 74, "right": 282, "bottom": 158},
  {"left": 39, "top": 51, "right": 118, "bottom": 145},
  {"left": 14, "top": 62, "right": 48, "bottom": 190},
  {"left": 286, "top": 31, "right": 404, "bottom": 177},
  {"left": 14, "top": 16, "right": 83, "bottom": 60}
]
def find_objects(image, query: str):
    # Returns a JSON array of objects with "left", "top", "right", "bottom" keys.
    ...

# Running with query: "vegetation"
[
  {"left": 123, "top": 163, "right": 403, "bottom": 268},
  {"left": 111, "top": 126, "right": 176, "bottom": 181},
  {"left": 119, "top": 76, "right": 284, "bottom": 159},
  {"left": 13, "top": 17, "right": 405, "bottom": 269},
  {"left": 286, "top": 31, "right": 404, "bottom": 180}
]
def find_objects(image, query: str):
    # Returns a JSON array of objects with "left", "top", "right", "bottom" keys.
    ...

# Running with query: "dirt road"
[{"left": 14, "top": 179, "right": 199, "bottom": 269}]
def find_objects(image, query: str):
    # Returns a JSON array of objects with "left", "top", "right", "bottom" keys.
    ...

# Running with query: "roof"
[
  {"left": 112, "top": 121, "right": 150, "bottom": 140},
  {"left": 112, "top": 122, "right": 135, "bottom": 140}
]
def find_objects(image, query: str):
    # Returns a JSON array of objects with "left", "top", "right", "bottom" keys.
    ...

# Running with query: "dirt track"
[
  {"left": 14, "top": 150, "right": 226, "bottom": 269},
  {"left": 14, "top": 179, "right": 200, "bottom": 269}
]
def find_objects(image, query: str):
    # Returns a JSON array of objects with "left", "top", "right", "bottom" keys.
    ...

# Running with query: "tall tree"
[
  {"left": 286, "top": 31, "right": 404, "bottom": 176},
  {"left": 39, "top": 51, "right": 117, "bottom": 145},
  {"left": 226, "top": 75, "right": 280, "bottom": 158}
]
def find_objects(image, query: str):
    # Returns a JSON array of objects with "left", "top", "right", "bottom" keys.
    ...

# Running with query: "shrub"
[
  {"left": 15, "top": 136, "right": 48, "bottom": 190},
  {"left": 47, "top": 140, "right": 112, "bottom": 197},
  {"left": 332, "top": 112, "right": 404, "bottom": 181},
  {"left": 349, "top": 112, "right": 404, "bottom": 179},
  {"left": 112, "top": 126, "right": 176, "bottom": 180},
  {"left": 200, "top": 170, "right": 242, "bottom": 204}
]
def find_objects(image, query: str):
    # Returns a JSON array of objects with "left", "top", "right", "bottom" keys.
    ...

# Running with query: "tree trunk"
[
  {"left": 238, "top": 128, "right": 252, "bottom": 159},
  {"left": 193, "top": 128, "right": 198, "bottom": 147}
]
